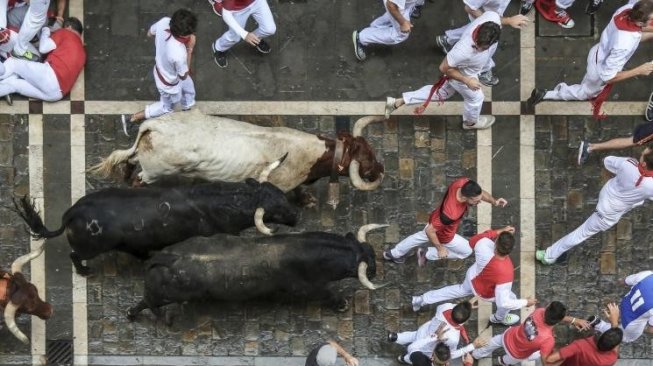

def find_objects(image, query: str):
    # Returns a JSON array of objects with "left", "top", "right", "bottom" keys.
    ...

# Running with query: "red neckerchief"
[
  {"left": 613, "top": 9, "right": 641, "bottom": 32},
  {"left": 414, "top": 75, "right": 449, "bottom": 115},
  {"left": 636, "top": 162, "right": 653, "bottom": 187},
  {"left": 443, "top": 309, "right": 470, "bottom": 344},
  {"left": 0, "top": 28, "right": 9, "bottom": 45},
  {"left": 165, "top": 29, "right": 191, "bottom": 45}
]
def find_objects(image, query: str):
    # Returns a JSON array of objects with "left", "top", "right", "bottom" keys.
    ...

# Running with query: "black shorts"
[{"left": 633, "top": 122, "right": 653, "bottom": 145}]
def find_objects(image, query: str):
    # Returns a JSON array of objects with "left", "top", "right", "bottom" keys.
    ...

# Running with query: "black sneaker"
[
  {"left": 255, "top": 39, "right": 271, "bottom": 54},
  {"left": 212, "top": 42, "right": 228, "bottom": 68},
  {"left": 520, "top": 0, "right": 534, "bottom": 15},
  {"left": 479, "top": 70, "right": 499, "bottom": 86},
  {"left": 435, "top": 35, "right": 452, "bottom": 54},
  {"left": 585, "top": 0, "right": 603, "bottom": 15},
  {"left": 587, "top": 315, "right": 600, "bottom": 328},
  {"left": 578, "top": 140, "right": 590, "bottom": 166},
  {"left": 352, "top": 30, "right": 366, "bottom": 61},
  {"left": 646, "top": 90, "right": 653, "bottom": 122},
  {"left": 528, "top": 88, "right": 547, "bottom": 107},
  {"left": 411, "top": 5, "right": 422, "bottom": 19},
  {"left": 382, "top": 250, "right": 405, "bottom": 264},
  {"left": 387, "top": 332, "right": 397, "bottom": 342}
]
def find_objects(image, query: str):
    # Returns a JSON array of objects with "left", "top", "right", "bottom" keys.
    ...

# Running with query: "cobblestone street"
[{"left": 0, "top": 0, "right": 652, "bottom": 365}]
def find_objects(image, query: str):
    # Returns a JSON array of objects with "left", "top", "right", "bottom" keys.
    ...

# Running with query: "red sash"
[{"left": 414, "top": 76, "right": 449, "bottom": 115}]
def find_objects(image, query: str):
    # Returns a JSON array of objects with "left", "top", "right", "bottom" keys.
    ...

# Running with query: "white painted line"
[
  {"left": 70, "top": 114, "right": 88, "bottom": 366},
  {"left": 476, "top": 128, "right": 493, "bottom": 366},
  {"left": 28, "top": 115, "right": 46, "bottom": 361},
  {"left": 42, "top": 100, "right": 70, "bottom": 115}
]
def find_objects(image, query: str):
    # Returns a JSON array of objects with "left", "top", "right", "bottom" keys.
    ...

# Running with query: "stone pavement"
[{"left": 0, "top": 0, "right": 653, "bottom": 365}]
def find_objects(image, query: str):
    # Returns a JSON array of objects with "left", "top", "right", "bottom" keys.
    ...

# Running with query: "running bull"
[
  {"left": 12, "top": 158, "right": 299, "bottom": 276},
  {"left": 88, "top": 111, "right": 385, "bottom": 207},
  {"left": 1, "top": 243, "right": 52, "bottom": 344},
  {"left": 127, "top": 224, "right": 388, "bottom": 321}
]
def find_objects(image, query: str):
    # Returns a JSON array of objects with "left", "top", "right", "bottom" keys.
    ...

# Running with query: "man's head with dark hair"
[
  {"left": 170, "top": 9, "right": 198, "bottom": 37},
  {"left": 597, "top": 328, "right": 623, "bottom": 352},
  {"left": 63, "top": 17, "right": 83, "bottom": 35},
  {"left": 474, "top": 22, "right": 501, "bottom": 50},
  {"left": 544, "top": 301, "right": 567, "bottom": 326},
  {"left": 495, "top": 232, "right": 515, "bottom": 256},
  {"left": 460, "top": 180, "right": 483, "bottom": 206},
  {"left": 640, "top": 147, "right": 653, "bottom": 170},
  {"left": 452, "top": 301, "right": 472, "bottom": 325},
  {"left": 431, "top": 342, "right": 451, "bottom": 365},
  {"left": 630, "top": 0, "right": 653, "bottom": 25}
]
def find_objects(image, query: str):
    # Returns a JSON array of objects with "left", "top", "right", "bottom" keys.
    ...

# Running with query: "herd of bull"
[{"left": 1, "top": 112, "right": 390, "bottom": 344}]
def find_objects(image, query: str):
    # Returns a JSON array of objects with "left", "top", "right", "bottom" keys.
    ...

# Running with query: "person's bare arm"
[
  {"left": 56, "top": 0, "right": 67, "bottom": 22},
  {"left": 545, "top": 351, "right": 565, "bottom": 366},
  {"left": 386, "top": 0, "right": 412, "bottom": 33},
  {"left": 439, "top": 57, "right": 482, "bottom": 91},
  {"left": 481, "top": 190, "right": 508, "bottom": 207},
  {"left": 464, "top": 5, "right": 483, "bottom": 18},
  {"left": 425, "top": 224, "right": 448, "bottom": 258},
  {"left": 184, "top": 34, "right": 196, "bottom": 77},
  {"left": 327, "top": 340, "right": 359, "bottom": 366},
  {"left": 607, "top": 62, "right": 653, "bottom": 84}
]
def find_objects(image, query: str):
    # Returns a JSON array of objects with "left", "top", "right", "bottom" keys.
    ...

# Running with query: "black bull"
[
  {"left": 127, "top": 224, "right": 387, "bottom": 321},
  {"left": 13, "top": 179, "right": 299, "bottom": 276}
]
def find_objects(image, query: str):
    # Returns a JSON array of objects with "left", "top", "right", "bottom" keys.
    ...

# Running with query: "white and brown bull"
[
  {"left": 1, "top": 242, "right": 52, "bottom": 344},
  {"left": 89, "top": 111, "right": 385, "bottom": 206}
]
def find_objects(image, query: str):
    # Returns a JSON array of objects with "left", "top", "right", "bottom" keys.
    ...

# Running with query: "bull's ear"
[{"left": 245, "top": 178, "right": 259, "bottom": 187}]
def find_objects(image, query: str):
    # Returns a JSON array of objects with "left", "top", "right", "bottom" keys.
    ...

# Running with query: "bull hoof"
[
  {"left": 126, "top": 309, "right": 138, "bottom": 322},
  {"left": 335, "top": 299, "right": 349, "bottom": 313}
]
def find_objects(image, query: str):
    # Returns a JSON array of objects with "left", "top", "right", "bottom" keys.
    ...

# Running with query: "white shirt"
[
  {"left": 149, "top": 17, "right": 189, "bottom": 94},
  {"left": 464, "top": 0, "right": 511, "bottom": 16},
  {"left": 466, "top": 235, "right": 527, "bottom": 311},
  {"left": 598, "top": 156, "right": 653, "bottom": 218},
  {"left": 406, "top": 303, "right": 475, "bottom": 360},
  {"left": 446, "top": 11, "right": 501, "bottom": 77},
  {"left": 624, "top": 270, "right": 653, "bottom": 326},
  {"left": 387, "top": 0, "right": 418, "bottom": 11},
  {"left": 595, "top": 4, "right": 641, "bottom": 82}
]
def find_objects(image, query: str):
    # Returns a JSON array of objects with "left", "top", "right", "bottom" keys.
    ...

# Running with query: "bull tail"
[
  {"left": 87, "top": 126, "right": 147, "bottom": 179},
  {"left": 12, "top": 195, "right": 65, "bottom": 240}
]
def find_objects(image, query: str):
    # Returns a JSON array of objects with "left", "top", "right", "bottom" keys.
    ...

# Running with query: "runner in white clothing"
[
  {"left": 434, "top": 0, "right": 529, "bottom": 86},
  {"left": 528, "top": 1, "right": 653, "bottom": 119},
  {"left": 121, "top": 9, "right": 197, "bottom": 135},
  {"left": 537, "top": 148, "right": 653, "bottom": 264},
  {"left": 352, "top": 0, "right": 420, "bottom": 62},
  {"left": 590, "top": 271, "right": 653, "bottom": 343},
  {"left": 388, "top": 301, "right": 487, "bottom": 364},
  {"left": 411, "top": 227, "right": 537, "bottom": 326},
  {"left": 384, "top": 11, "right": 501, "bottom": 130}
]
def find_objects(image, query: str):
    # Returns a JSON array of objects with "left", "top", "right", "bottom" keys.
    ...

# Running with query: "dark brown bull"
[{"left": 1, "top": 242, "right": 52, "bottom": 344}]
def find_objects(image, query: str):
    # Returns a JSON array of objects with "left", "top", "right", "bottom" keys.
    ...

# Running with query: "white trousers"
[
  {"left": 403, "top": 80, "right": 485, "bottom": 123},
  {"left": 0, "top": 57, "right": 62, "bottom": 101},
  {"left": 544, "top": 44, "right": 604, "bottom": 101},
  {"left": 420, "top": 276, "right": 513, "bottom": 321},
  {"left": 596, "top": 317, "right": 648, "bottom": 343},
  {"left": 472, "top": 333, "right": 541, "bottom": 364},
  {"left": 397, "top": 318, "right": 436, "bottom": 356},
  {"left": 13, "top": 0, "right": 49, "bottom": 55},
  {"left": 145, "top": 70, "right": 196, "bottom": 119},
  {"left": 358, "top": 6, "right": 412, "bottom": 46},
  {"left": 390, "top": 226, "right": 471, "bottom": 261},
  {"left": 544, "top": 188, "right": 628, "bottom": 262},
  {"left": 214, "top": 0, "right": 276, "bottom": 52}
]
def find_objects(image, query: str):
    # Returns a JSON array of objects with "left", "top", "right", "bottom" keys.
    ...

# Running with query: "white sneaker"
[
  {"left": 491, "top": 313, "right": 520, "bottom": 326},
  {"left": 412, "top": 296, "right": 423, "bottom": 312},
  {"left": 385, "top": 96, "right": 397, "bottom": 119},
  {"left": 463, "top": 115, "right": 496, "bottom": 130}
]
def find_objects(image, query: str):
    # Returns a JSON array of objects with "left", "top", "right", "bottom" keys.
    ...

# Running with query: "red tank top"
[{"left": 46, "top": 29, "right": 86, "bottom": 95}]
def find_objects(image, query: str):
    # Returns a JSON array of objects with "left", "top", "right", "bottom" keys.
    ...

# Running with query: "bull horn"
[
  {"left": 258, "top": 153, "right": 289, "bottom": 183},
  {"left": 356, "top": 224, "right": 389, "bottom": 243},
  {"left": 11, "top": 241, "right": 45, "bottom": 274},
  {"left": 348, "top": 160, "right": 384, "bottom": 191},
  {"left": 357, "top": 262, "right": 388, "bottom": 290},
  {"left": 254, "top": 208, "right": 274, "bottom": 236},
  {"left": 352, "top": 116, "right": 384, "bottom": 137},
  {"left": 4, "top": 302, "right": 29, "bottom": 344}
]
